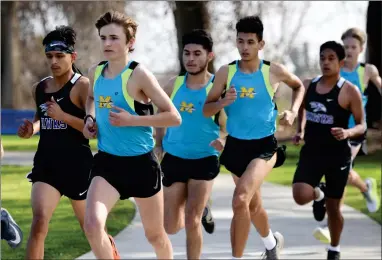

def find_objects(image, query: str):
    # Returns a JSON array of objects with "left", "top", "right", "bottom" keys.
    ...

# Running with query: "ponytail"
[{"left": 72, "top": 64, "right": 83, "bottom": 75}]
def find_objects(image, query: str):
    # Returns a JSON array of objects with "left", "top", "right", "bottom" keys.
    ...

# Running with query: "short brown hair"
[
  {"left": 341, "top": 28, "right": 366, "bottom": 46},
  {"left": 95, "top": 10, "right": 138, "bottom": 52}
]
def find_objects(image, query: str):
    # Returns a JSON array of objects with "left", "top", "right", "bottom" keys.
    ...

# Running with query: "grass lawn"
[
  {"left": 221, "top": 142, "right": 382, "bottom": 224},
  {"left": 1, "top": 165, "right": 136, "bottom": 259},
  {"left": 1, "top": 135, "right": 98, "bottom": 151}
]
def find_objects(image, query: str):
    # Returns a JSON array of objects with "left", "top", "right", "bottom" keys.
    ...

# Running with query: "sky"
[
  {"left": 41, "top": 1, "right": 368, "bottom": 74},
  {"left": 131, "top": 1, "right": 368, "bottom": 74}
]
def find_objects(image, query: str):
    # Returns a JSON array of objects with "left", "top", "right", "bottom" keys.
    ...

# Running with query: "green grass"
[
  {"left": 1, "top": 165, "right": 136, "bottom": 259},
  {"left": 1, "top": 135, "right": 98, "bottom": 151},
  {"left": 221, "top": 143, "right": 382, "bottom": 224}
]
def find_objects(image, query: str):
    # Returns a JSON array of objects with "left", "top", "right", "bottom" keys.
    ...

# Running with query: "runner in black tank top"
[
  {"left": 303, "top": 76, "right": 351, "bottom": 157},
  {"left": 309, "top": 30, "right": 381, "bottom": 248},
  {"left": 16, "top": 26, "right": 98, "bottom": 259},
  {"left": 292, "top": 41, "right": 366, "bottom": 260},
  {"left": 35, "top": 73, "right": 89, "bottom": 149}
]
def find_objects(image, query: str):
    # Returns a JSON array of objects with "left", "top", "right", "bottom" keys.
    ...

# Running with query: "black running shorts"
[
  {"left": 292, "top": 145, "right": 352, "bottom": 199},
  {"left": 90, "top": 150, "right": 162, "bottom": 200},
  {"left": 220, "top": 134, "right": 281, "bottom": 178},
  {"left": 161, "top": 153, "right": 220, "bottom": 187},
  {"left": 29, "top": 145, "right": 93, "bottom": 200}
]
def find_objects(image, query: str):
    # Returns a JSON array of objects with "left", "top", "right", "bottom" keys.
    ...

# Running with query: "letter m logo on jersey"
[
  {"left": 180, "top": 101, "right": 195, "bottom": 113},
  {"left": 98, "top": 96, "right": 112, "bottom": 109},
  {"left": 240, "top": 87, "right": 255, "bottom": 98}
]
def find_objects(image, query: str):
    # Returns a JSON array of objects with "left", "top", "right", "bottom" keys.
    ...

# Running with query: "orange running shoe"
[{"left": 108, "top": 234, "right": 120, "bottom": 259}]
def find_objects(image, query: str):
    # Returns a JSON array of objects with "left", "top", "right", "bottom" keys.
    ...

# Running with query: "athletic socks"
[
  {"left": 328, "top": 245, "right": 340, "bottom": 252},
  {"left": 261, "top": 229, "right": 277, "bottom": 250},
  {"left": 314, "top": 186, "right": 325, "bottom": 201}
]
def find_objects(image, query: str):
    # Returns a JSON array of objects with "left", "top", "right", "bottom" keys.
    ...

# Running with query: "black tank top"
[
  {"left": 35, "top": 73, "right": 90, "bottom": 153},
  {"left": 303, "top": 76, "right": 351, "bottom": 157}
]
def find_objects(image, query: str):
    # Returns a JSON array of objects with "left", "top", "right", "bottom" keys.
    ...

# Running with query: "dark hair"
[
  {"left": 42, "top": 25, "right": 76, "bottom": 48},
  {"left": 320, "top": 41, "right": 346, "bottom": 61},
  {"left": 182, "top": 29, "right": 213, "bottom": 52},
  {"left": 42, "top": 26, "right": 83, "bottom": 75},
  {"left": 235, "top": 16, "right": 264, "bottom": 41},
  {"left": 95, "top": 10, "right": 138, "bottom": 52}
]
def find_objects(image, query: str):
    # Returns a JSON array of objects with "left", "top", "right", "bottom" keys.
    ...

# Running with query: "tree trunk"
[
  {"left": 173, "top": 1, "right": 214, "bottom": 74},
  {"left": 366, "top": 1, "right": 381, "bottom": 73},
  {"left": 1, "top": 1, "right": 15, "bottom": 108},
  {"left": 365, "top": 1, "right": 381, "bottom": 128}
]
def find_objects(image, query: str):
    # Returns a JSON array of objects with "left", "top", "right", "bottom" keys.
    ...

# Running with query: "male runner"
[
  {"left": 82, "top": 10, "right": 180, "bottom": 259},
  {"left": 203, "top": 16, "right": 305, "bottom": 259},
  {"left": 306, "top": 28, "right": 381, "bottom": 244},
  {"left": 155, "top": 29, "right": 222, "bottom": 259},
  {"left": 292, "top": 41, "right": 366, "bottom": 260},
  {"left": 16, "top": 25, "right": 104, "bottom": 259},
  {"left": 1, "top": 144, "right": 24, "bottom": 249}
]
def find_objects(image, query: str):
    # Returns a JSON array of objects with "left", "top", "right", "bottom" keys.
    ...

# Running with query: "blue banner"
[{"left": 1, "top": 109, "right": 36, "bottom": 135}]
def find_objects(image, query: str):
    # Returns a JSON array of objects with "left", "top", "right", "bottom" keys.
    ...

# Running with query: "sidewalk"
[{"left": 77, "top": 174, "right": 381, "bottom": 259}]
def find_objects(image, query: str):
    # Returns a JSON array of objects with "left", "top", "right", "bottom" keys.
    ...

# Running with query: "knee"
[
  {"left": 31, "top": 213, "right": 50, "bottom": 237},
  {"left": 232, "top": 193, "right": 250, "bottom": 213},
  {"left": 84, "top": 215, "right": 104, "bottom": 238},
  {"left": 164, "top": 222, "right": 180, "bottom": 235},
  {"left": 145, "top": 230, "right": 166, "bottom": 247},
  {"left": 249, "top": 200, "right": 262, "bottom": 216},
  {"left": 185, "top": 209, "right": 201, "bottom": 231},
  {"left": 292, "top": 184, "right": 312, "bottom": 205},
  {"left": 164, "top": 210, "right": 183, "bottom": 235}
]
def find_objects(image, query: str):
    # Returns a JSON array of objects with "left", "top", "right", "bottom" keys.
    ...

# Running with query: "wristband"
[{"left": 84, "top": 114, "right": 95, "bottom": 124}]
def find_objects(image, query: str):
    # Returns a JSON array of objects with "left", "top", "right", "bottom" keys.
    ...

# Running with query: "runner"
[
  {"left": 203, "top": 16, "right": 305, "bottom": 259},
  {"left": 307, "top": 28, "right": 381, "bottom": 244},
  {"left": 155, "top": 29, "right": 221, "bottom": 259},
  {"left": 17, "top": 25, "right": 99, "bottom": 259},
  {"left": 292, "top": 41, "right": 366, "bottom": 260},
  {"left": 82, "top": 10, "right": 180, "bottom": 259}
]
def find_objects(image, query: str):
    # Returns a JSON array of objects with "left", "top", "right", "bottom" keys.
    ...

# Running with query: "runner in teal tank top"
[
  {"left": 155, "top": 30, "right": 224, "bottom": 259},
  {"left": 82, "top": 10, "right": 179, "bottom": 260},
  {"left": 203, "top": 16, "right": 305, "bottom": 259},
  {"left": 310, "top": 28, "right": 381, "bottom": 246}
]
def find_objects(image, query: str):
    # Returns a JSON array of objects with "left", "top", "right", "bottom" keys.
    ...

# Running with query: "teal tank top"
[
  {"left": 93, "top": 61, "right": 155, "bottom": 156},
  {"left": 340, "top": 63, "right": 367, "bottom": 128},
  {"left": 224, "top": 60, "right": 278, "bottom": 140},
  {"left": 162, "top": 73, "right": 220, "bottom": 159}
]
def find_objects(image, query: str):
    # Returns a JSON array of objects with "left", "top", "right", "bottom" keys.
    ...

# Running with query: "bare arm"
[
  {"left": 132, "top": 66, "right": 181, "bottom": 127},
  {"left": 346, "top": 83, "right": 366, "bottom": 138},
  {"left": 31, "top": 82, "right": 41, "bottom": 135},
  {"left": 297, "top": 79, "right": 310, "bottom": 134},
  {"left": 218, "top": 108, "right": 228, "bottom": 138},
  {"left": 85, "top": 65, "right": 97, "bottom": 119},
  {"left": 366, "top": 64, "right": 381, "bottom": 94},
  {"left": 270, "top": 63, "right": 305, "bottom": 113},
  {"left": 203, "top": 65, "right": 229, "bottom": 117},
  {"left": 60, "top": 78, "right": 90, "bottom": 132},
  {"left": 155, "top": 76, "right": 177, "bottom": 148}
]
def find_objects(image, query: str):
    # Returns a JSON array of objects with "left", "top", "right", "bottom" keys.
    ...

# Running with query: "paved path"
[
  {"left": 3, "top": 152, "right": 380, "bottom": 259},
  {"left": 78, "top": 175, "right": 381, "bottom": 259},
  {"left": 1, "top": 151, "right": 36, "bottom": 166}
]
